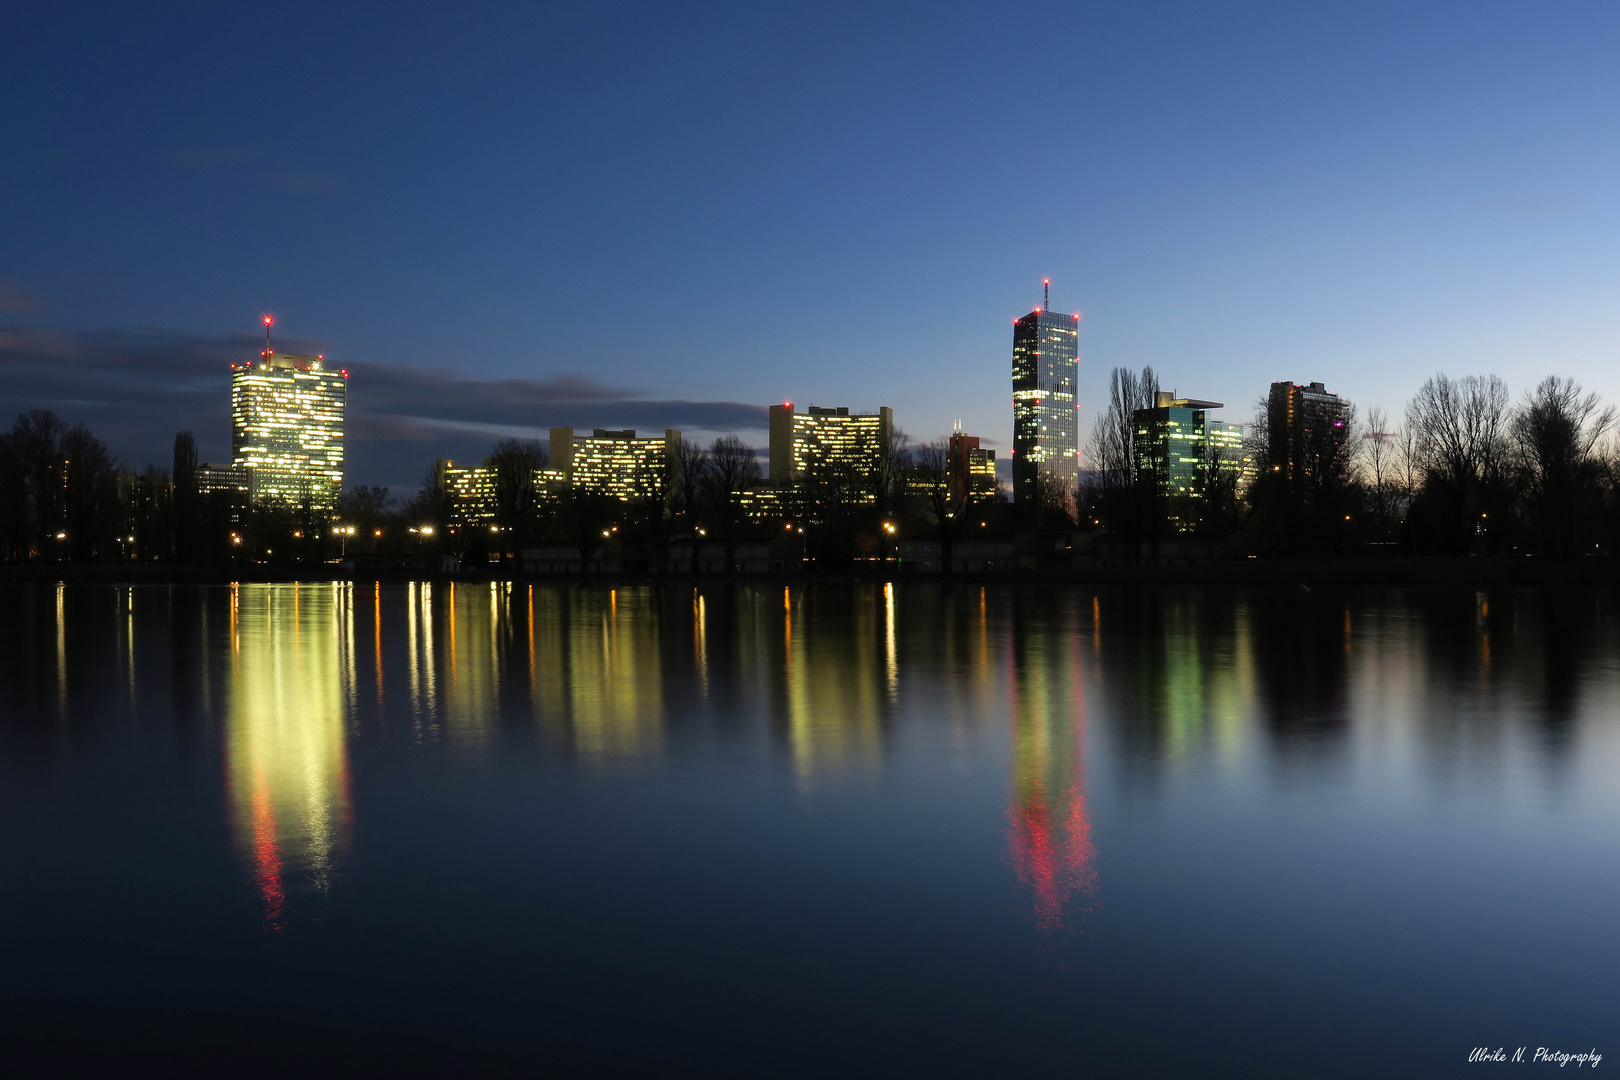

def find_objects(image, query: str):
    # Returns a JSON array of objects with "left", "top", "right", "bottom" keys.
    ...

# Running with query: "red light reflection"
[
  {"left": 248, "top": 771, "right": 287, "bottom": 932},
  {"left": 1006, "top": 650, "right": 1097, "bottom": 936}
]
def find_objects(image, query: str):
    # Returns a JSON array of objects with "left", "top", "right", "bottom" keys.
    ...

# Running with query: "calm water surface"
[{"left": 1, "top": 583, "right": 1616, "bottom": 1077}]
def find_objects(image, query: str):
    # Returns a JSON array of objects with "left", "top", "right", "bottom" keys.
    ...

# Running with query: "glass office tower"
[
  {"left": 1133, "top": 395, "right": 1223, "bottom": 500},
  {"left": 1132, "top": 393, "right": 1254, "bottom": 531},
  {"left": 1011, "top": 303, "right": 1080, "bottom": 506},
  {"left": 230, "top": 352, "right": 347, "bottom": 511}
]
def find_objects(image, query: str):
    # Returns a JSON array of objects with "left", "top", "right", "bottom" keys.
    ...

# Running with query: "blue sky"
[{"left": 2, "top": 1, "right": 1618, "bottom": 490}]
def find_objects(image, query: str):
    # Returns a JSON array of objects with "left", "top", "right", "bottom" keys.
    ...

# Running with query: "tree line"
[
  {"left": 0, "top": 411, "right": 1010, "bottom": 570},
  {"left": 26, "top": 367, "right": 1607, "bottom": 570},
  {"left": 1079, "top": 368, "right": 1620, "bottom": 558}
]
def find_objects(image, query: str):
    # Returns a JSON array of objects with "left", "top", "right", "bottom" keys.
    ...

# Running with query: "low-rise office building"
[
  {"left": 551, "top": 428, "right": 681, "bottom": 502},
  {"left": 768, "top": 403, "right": 893, "bottom": 491},
  {"left": 948, "top": 432, "right": 998, "bottom": 504}
]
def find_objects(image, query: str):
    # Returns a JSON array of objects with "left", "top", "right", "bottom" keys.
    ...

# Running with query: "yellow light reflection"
[
  {"left": 55, "top": 583, "right": 66, "bottom": 717},
  {"left": 784, "top": 589, "right": 885, "bottom": 778},
  {"left": 529, "top": 588, "right": 665, "bottom": 762},
  {"left": 884, "top": 582, "right": 897, "bottom": 703},
  {"left": 225, "top": 584, "right": 352, "bottom": 931}
]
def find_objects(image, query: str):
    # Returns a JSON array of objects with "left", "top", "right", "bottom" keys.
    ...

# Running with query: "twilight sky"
[{"left": 3, "top": 1, "right": 1619, "bottom": 492}]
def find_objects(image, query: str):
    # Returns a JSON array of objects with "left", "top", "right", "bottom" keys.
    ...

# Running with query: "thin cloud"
[{"left": 0, "top": 325, "right": 767, "bottom": 490}]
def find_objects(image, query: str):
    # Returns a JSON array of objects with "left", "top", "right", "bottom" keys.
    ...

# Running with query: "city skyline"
[
  {"left": 4, "top": 7, "right": 1617, "bottom": 1074},
  {"left": 4, "top": 3, "right": 1620, "bottom": 493}
]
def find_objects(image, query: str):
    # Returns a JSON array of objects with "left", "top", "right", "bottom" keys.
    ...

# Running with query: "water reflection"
[
  {"left": 6, "top": 580, "right": 1617, "bottom": 958},
  {"left": 442, "top": 581, "right": 501, "bottom": 748},
  {"left": 1095, "top": 591, "right": 1255, "bottom": 775},
  {"left": 1007, "top": 601, "right": 1097, "bottom": 934},
  {"left": 779, "top": 587, "right": 890, "bottom": 779},
  {"left": 529, "top": 587, "right": 665, "bottom": 761},
  {"left": 225, "top": 584, "right": 353, "bottom": 930}
]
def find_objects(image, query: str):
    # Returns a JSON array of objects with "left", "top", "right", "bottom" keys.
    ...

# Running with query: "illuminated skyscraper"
[
  {"left": 1011, "top": 282, "right": 1080, "bottom": 506},
  {"left": 231, "top": 352, "right": 347, "bottom": 511}
]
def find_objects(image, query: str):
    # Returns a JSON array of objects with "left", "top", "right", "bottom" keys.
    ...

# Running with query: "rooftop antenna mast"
[
  {"left": 262, "top": 314, "right": 273, "bottom": 358},
  {"left": 1043, "top": 278, "right": 1049, "bottom": 312}
]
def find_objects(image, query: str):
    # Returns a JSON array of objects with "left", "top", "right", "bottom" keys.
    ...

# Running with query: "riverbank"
[{"left": 2, "top": 556, "right": 1617, "bottom": 589}]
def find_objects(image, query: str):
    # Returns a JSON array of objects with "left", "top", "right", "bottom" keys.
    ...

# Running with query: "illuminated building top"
[
  {"left": 1011, "top": 284, "right": 1081, "bottom": 505},
  {"left": 231, "top": 351, "right": 347, "bottom": 512}
]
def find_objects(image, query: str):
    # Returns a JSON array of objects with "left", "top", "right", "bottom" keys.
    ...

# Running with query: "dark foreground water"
[{"left": 0, "top": 583, "right": 1615, "bottom": 1078}]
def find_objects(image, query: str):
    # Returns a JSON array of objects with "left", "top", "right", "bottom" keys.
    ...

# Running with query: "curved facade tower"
[{"left": 1011, "top": 293, "right": 1080, "bottom": 508}]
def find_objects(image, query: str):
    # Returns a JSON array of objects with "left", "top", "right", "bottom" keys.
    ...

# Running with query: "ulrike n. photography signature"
[{"left": 1469, "top": 1047, "right": 1602, "bottom": 1067}]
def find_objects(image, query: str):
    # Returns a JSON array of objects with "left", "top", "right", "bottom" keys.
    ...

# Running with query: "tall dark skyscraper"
[
  {"left": 1266, "top": 380, "right": 1348, "bottom": 483},
  {"left": 1011, "top": 281, "right": 1080, "bottom": 506}
]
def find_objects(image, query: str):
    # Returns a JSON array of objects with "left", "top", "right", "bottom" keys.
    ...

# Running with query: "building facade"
[
  {"left": 1133, "top": 394, "right": 1223, "bottom": 499},
  {"left": 768, "top": 404, "right": 893, "bottom": 487},
  {"left": 435, "top": 458, "right": 566, "bottom": 527},
  {"left": 230, "top": 352, "right": 347, "bottom": 511},
  {"left": 1132, "top": 392, "right": 1252, "bottom": 531},
  {"left": 1266, "top": 380, "right": 1349, "bottom": 482},
  {"left": 1011, "top": 304, "right": 1080, "bottom": 506},
  {"left": 550, "top": 428, "right": 681, "bottom": 502},
  {"left": 198, "top": 462, "right": 250, "bottom": 500},
  {"left": 1205, "top": 419, "right": 1256, "bottom": 491},
  {"left": 948, "top": 432, "right": 998, "bottom": 504}
]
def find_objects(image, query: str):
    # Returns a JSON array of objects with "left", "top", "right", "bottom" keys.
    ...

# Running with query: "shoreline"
[{"left": 1, "top": 556, "right": 1616, "bottom": 589}]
